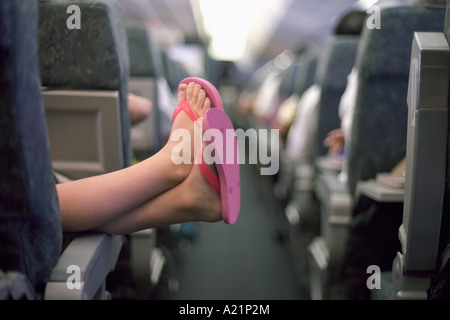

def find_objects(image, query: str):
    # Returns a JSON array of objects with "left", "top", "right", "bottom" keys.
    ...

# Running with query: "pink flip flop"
[
  {"left": 198, "top": 108, "right": 240, "bottom": 224},
  {"left": 172, "top": 77, "right": 224, "bottom": 123}
]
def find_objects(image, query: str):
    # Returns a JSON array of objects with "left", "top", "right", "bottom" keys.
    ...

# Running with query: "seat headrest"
[
  {"left": 38, "top": 0, "right": 129, "bottom": 90},
  {"left": 126, "top": 25, "right": 156, "bottom": 77},
  {"left": 356, "top": 6, "right": 446, "bottom": 79},
  {"left": 315, "top": 35, "right": 360, "bottom": 88}
]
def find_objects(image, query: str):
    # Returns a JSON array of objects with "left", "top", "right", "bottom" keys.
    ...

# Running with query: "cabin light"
[{"left": 196, "top": 0, "right": 289, "bottom": 61}]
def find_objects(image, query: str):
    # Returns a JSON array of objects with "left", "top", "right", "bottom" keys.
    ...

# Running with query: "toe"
[
  {"left": 177, "top": 83, "right": 187, "bottom": 104},
  {"left": 197, "top": 89, "right": 206, "bottom": 109},
  {"left": 192, "top": 84, "right": 201, "bottom": 105},
  {"left": 203, "top": 97, "right": 211, "bottom": 112},
  {"left": 186, "top": 82, "right": 195, "bottom": 103}
]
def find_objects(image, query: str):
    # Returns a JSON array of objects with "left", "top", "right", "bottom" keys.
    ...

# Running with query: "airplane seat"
[
  {"left": 0, "top": 0, "right": 122, "bottom": 300},
  {"left": 161, "top": 49, "right": 189, "bottom": 94},
  {"left": 295, "top": 54, "right": 319, "bottom": 100},
  {"left": 141, "top": 29, "right": 177, "bottom": 152},
  {"left": 264, "top": 60, "right": 300, "bottom": 132},
  {"left": 391, "top": 0, "right": 450, "bottom": 300},
  {"left": 276, "top": 57, "right": 305, "bottom": 108},
  {"left": 275, "top": 52, "right": 318, "bottom": 193},
  {"left": 279, "top": 34, "right": 359, "bottom": 296},
  {"left": 127, "top": 25, "right": 194, "bottom": 298},
  {"left": 127, "top": 25, "right": 187, "bottom": 155},
  {"left": 314, "top": 36, "right": 360, "bottom": 160},
  {"left": 429, "top": 0, "right": 450, "bottom": 300},
  {"left": 249, "top": 51, "right": 297, "bottom": 128},
  {"left": 347, "top": 7, "right": 445, "bottom": 195},
  {"left": 308, "top": 4, "right": 447, "bottom": 300},
  {"left": 38, "top": 0, "right": 137, "bottom": 299},
  {"left": 126, "top": 24, "right": 159, "bottom": 160},
  {"left": 271, "top": 52, "right": 319, "bottom": 137},
  {"left": 39, "top": 0, "right": 132, "bottom": 180},
  {"left": 280, "top": 37, "right": 358, "bottom": 205},
  {"left": 126, "top": 23, "right": 184, "bottom": 300}
]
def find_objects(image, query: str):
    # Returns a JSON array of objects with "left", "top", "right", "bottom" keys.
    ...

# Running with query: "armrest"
[
  {"left": 44, "top": 233, "right": 123, "bottom": 300},
  {"left": 314, "top": 171, "right": 352, "bottom": 272},
  {"left": 315, "top": 172, "right": 352, "bottom": 225},
  {"left": 356, "top": 179, "right": 404, "bottom": 203},
  {"left": 315, "top": 171, "right": 349, "bottom": 201},
  {"left": 0, "top": 271, "right": 36, "bottom": 300},
  {"left": 315, "top": 155, "right": 344, "bottom": 175}
]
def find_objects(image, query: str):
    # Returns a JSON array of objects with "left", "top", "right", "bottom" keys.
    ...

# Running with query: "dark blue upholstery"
[
  {"left": 0, "top": 0, "right": 62, "bottom": 288},
  {"left": 278, "top": 60, "right": 302, "bottom": 101},
  {"left": 161, "top": 50, "right": 189, "bottom": 93},
  {"left": 126, "top": 25, "right": 155, "bottom": 78},
  {"left": 347, "top": 5, "right": 446, "bottom": 195},
  {"left": 126, "top": 24, "right": 171, "bottom": 151},
  {"left": 38, "top": 0, "right": 132, "bottom": 167},
  {"left": 315, "top": 35, "right": 359, "bottom": 157},
  {"left": 291, "top": 53, "right": 318, "bottom": 99}
]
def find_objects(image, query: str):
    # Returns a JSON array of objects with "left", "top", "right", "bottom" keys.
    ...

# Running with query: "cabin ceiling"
[{"left": 118, "top": 0, "right": 361, "bottom": 63}]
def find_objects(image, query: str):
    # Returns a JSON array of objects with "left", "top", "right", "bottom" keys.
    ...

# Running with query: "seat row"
[
  {"left": 232, "top": 0, "right": 450, "bottom": 300},
  {"left": 0, "top": 0, "right": 193, "bottom": 300}
]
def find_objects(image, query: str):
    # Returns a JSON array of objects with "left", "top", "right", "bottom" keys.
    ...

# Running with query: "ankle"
[
  {"left": 181, "top": 183, "right": 222, "bottom": 223},
  {"left": 155, "top": 146, "right": 192, "bottom": 184}
]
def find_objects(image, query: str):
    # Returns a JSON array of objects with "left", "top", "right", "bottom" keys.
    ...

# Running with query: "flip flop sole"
[{"left": 203, "top": 108, "right": 240, "bottom": 224}]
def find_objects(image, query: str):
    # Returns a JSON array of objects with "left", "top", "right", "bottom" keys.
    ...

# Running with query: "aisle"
[{"left": 173, "top": 163, "right": 309, "bottom": 300}]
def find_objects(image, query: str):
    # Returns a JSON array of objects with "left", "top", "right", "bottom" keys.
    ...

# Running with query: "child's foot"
[
  {"left": 178, "top": 154, "right": 222, "bottom": 223},
  {"left": 161, "top": 82, "right": 211, "bottom": 182}
]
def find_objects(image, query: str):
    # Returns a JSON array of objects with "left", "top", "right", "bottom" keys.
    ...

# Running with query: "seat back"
[
  {"left": 140, "top": 28, "right": 177, "bottom": 152},
  {"left": 285, "top": 52, "right": 318, "bottom": 101},
  {"left": 0, "top": 0, "right": 62, "bottom": 291},
  {"left": 346, "top": 5, "right": 447, "bottom": 195},
  {"left": 392, "top": 0, "right": 450, "bottom": 300},
  {"left": 432, "top": 0, "right": 450, "bottom": 298},
  {"left": 126, "top": 24, "right": 158, "bottom": 156},
  {"left": 38, "top": 0, "right": 132, "bottom": 178},
  {"left": 392, "top": 30, "right": 449, "bottom": 300},
  {"left": 314, "top": 35, "right": 359, "bottom": 158},
  {"left": 161, "top": 49, "right": 189, "bottom": 94},
  {"left": 299, "top": 54, "right": 318, "bottom": 96}
]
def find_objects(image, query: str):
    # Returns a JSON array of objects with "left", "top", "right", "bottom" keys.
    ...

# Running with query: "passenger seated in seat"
[
  {"left": 57, "top": 81, "right": 228, "bottom": 234},
  {"left": 323, "top": 0, "right": 422, "bottom": 181},
  {"left": 285, "top": 11, "right": 366, "bottom": 164},
  {"left": 323, "top": 128, "right": 345, "bottom": 156},
  {"left": 323, "top": 66, "right": 358, "bottom": 162}
]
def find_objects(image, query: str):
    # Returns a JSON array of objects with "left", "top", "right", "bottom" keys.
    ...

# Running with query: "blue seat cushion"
[{"left": 0, "top": 0, "right": 62, "bottom": 288}]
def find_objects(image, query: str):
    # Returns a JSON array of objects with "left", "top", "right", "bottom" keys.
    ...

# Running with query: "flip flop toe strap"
[
  {"left": 196, "top": 140, "right": 220, "bottom": 193},
  {"left": 172, "top": 100, "right": 200, "bottom": 123}
]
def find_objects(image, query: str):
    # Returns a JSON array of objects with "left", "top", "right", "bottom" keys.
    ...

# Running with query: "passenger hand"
[{"left": 323, "top": 128, "right": 345, "bottom": 155}]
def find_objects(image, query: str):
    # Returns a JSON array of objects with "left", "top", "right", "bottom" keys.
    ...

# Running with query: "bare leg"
[
  {"left": 94, "top": 162, "right": 222, "bottom": 235},
  {"left": 58, "top": 82, "right": 211, "bottom": 232}
]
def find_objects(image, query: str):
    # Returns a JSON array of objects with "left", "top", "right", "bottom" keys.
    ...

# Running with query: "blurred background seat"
[{"left": 309, "top": 2, "right": 447, "bottom": 300}]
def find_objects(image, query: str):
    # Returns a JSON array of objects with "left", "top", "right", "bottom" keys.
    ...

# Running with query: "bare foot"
[
  {"left": 178, "top": 156, "right": 222, "bottom": 223},
  {"left": 160, "top": 82, "right": 211, "bottom": 181}
]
